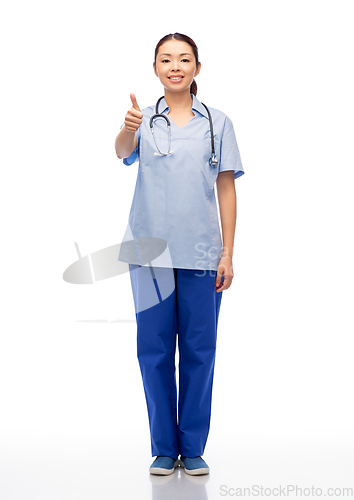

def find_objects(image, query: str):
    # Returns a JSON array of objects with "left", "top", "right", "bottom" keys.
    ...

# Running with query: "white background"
[{"left": 1, "top": 0, "right": 353, "bottom": 498}]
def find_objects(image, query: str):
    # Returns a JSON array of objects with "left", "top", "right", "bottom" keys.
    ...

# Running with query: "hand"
[
  {"left": 124, "top": 93, "right": 143, "bottom": 133},
  {"left": 215, "top": 256, "right": 234, "bottom": 292}
]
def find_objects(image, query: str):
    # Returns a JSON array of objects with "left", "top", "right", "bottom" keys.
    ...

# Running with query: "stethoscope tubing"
[{"left": 149, "top": 96, "right": 218, "bottom": 166}]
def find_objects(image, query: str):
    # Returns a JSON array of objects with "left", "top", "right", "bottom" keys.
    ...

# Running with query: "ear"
[
  {"left": 194, "top": 62, "right": 201, "bottom": 77},
  {"left": 153, "top": 62, "right": 158, "bottom": 77}
]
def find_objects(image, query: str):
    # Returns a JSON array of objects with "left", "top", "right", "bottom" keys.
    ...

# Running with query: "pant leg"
[
  {"left": 129, "top": 264, "right": 179, "bottom": 459},
  {"left": 176, "top": 268, "right": 224, "bottom": 458}
]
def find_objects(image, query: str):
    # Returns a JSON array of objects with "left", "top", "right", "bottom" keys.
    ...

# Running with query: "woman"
[{"left": 115, "top": 33, "right": 244, "bottom": 476}]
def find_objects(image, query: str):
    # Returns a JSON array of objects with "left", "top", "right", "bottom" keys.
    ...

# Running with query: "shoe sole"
[
  {"left": 179, "top": 460, "right": 210, "bottom": 475},
  {"left": 149, "top": 459, "right": 180, "bottom": 475}
]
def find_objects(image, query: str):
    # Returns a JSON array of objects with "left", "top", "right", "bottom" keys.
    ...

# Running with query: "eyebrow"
[{"left": 159, "top": 53, "right": 192, "bottom": 57}]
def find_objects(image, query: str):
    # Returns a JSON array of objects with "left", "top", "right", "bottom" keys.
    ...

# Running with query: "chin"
[{"left": 164, "top": 83, "right": 191, "bottom": 92}]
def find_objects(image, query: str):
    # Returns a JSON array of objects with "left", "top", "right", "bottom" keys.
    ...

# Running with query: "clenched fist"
[{"left": 124, "top": 93, "right": 143, "bottom": 133}]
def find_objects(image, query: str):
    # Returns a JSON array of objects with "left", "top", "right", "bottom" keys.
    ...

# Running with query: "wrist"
[{"left": 221, "top": 246, "right": 234, "bottom": 259}]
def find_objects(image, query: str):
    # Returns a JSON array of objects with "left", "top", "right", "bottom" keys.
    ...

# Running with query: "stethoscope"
[{"left": 149, "top": 96, "right": 219, "bottom": 167}]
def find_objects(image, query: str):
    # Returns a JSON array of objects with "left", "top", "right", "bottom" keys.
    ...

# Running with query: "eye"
[{"left": 160, "top": 58, "right": 190, "bottom": 63}]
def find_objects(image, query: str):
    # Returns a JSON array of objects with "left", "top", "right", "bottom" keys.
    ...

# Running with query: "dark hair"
[{"left": 154, "top": 33, "right": 200, "bottom": 96}]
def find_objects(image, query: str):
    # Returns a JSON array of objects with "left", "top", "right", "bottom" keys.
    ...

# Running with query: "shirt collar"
[{"left": 157, "top": 94, "right": 209, "bottom": 119}]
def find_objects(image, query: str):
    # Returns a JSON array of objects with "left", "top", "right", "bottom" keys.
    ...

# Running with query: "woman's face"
[{"left": 153, "top": 39, "right": 201, "bottom": 93}]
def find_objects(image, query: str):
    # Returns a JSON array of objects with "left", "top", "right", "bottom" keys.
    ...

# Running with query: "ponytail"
[{"left": 190, "top": 79, "right": 197, "bottom": 96}]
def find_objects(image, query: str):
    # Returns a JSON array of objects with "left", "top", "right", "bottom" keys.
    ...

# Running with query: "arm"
[
  {"left": 115, "top": 128, "right": 137, "bottom": 159},
  {"left": 215, "top": 170, "right": 236, "bottom": 291},
  {"left": 216, "top": 170, "right": 236, "bottom": 258}
]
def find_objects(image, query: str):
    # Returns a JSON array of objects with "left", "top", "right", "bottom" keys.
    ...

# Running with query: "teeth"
[{"left": 170, "top": 77, "right": 182, "bottom": 80}]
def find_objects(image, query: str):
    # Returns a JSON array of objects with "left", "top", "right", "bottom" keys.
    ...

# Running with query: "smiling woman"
[
  {"left": 153, "top": 33, "right": 201, "bottom": 97},
  {"left": 114, "top": 32, "right": 245, "bottom": 478}
]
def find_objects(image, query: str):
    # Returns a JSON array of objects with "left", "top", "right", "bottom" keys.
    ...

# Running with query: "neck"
[{"left": 164, "top": 88, "right": 193, "bottom": 113}]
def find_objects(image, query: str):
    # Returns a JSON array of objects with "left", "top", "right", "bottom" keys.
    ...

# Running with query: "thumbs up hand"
[
  {"left": 124, "top": 93, "right": 143, "bottom": 132},
  {"left": 130, "top": 93, "right": 141, "bottom": 111}
]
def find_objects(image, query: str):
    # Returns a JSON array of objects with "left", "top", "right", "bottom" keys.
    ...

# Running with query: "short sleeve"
[
  {"left": 119, "top": 123, "right": 141, "bottom": 166},
  {"left": 219, "top": 115, "right": 244, "bottom": 179}
]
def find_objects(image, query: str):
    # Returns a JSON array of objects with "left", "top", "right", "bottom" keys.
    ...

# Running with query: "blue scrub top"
[{"left": 118, "top": 94, "right": 244, "bottom": 271}]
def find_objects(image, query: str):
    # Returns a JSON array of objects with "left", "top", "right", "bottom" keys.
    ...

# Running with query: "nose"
[{"left": 171, "top": 59, "right": 180, "bottom": 71}]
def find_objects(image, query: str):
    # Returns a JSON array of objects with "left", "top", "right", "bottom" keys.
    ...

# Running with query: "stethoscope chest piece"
[{"left": 209, "top": 155, "right": 218, "bottom": 167}]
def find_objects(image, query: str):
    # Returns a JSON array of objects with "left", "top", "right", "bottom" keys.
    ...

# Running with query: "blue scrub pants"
[{"left": 128, "top": 264, "right": 224, "bottom": 460}]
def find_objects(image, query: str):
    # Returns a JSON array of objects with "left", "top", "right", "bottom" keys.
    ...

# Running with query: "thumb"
[
  {"left": 215, "top": 270, "right": 223, "bottom": 288},
  {"left": 130, "top": 93, "right": 141, "bottom": 111}
]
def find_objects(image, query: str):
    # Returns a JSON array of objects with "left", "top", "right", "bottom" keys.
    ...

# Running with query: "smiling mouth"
[{"left": 168, "top": 76, "right": 184, "bottom": 80}]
